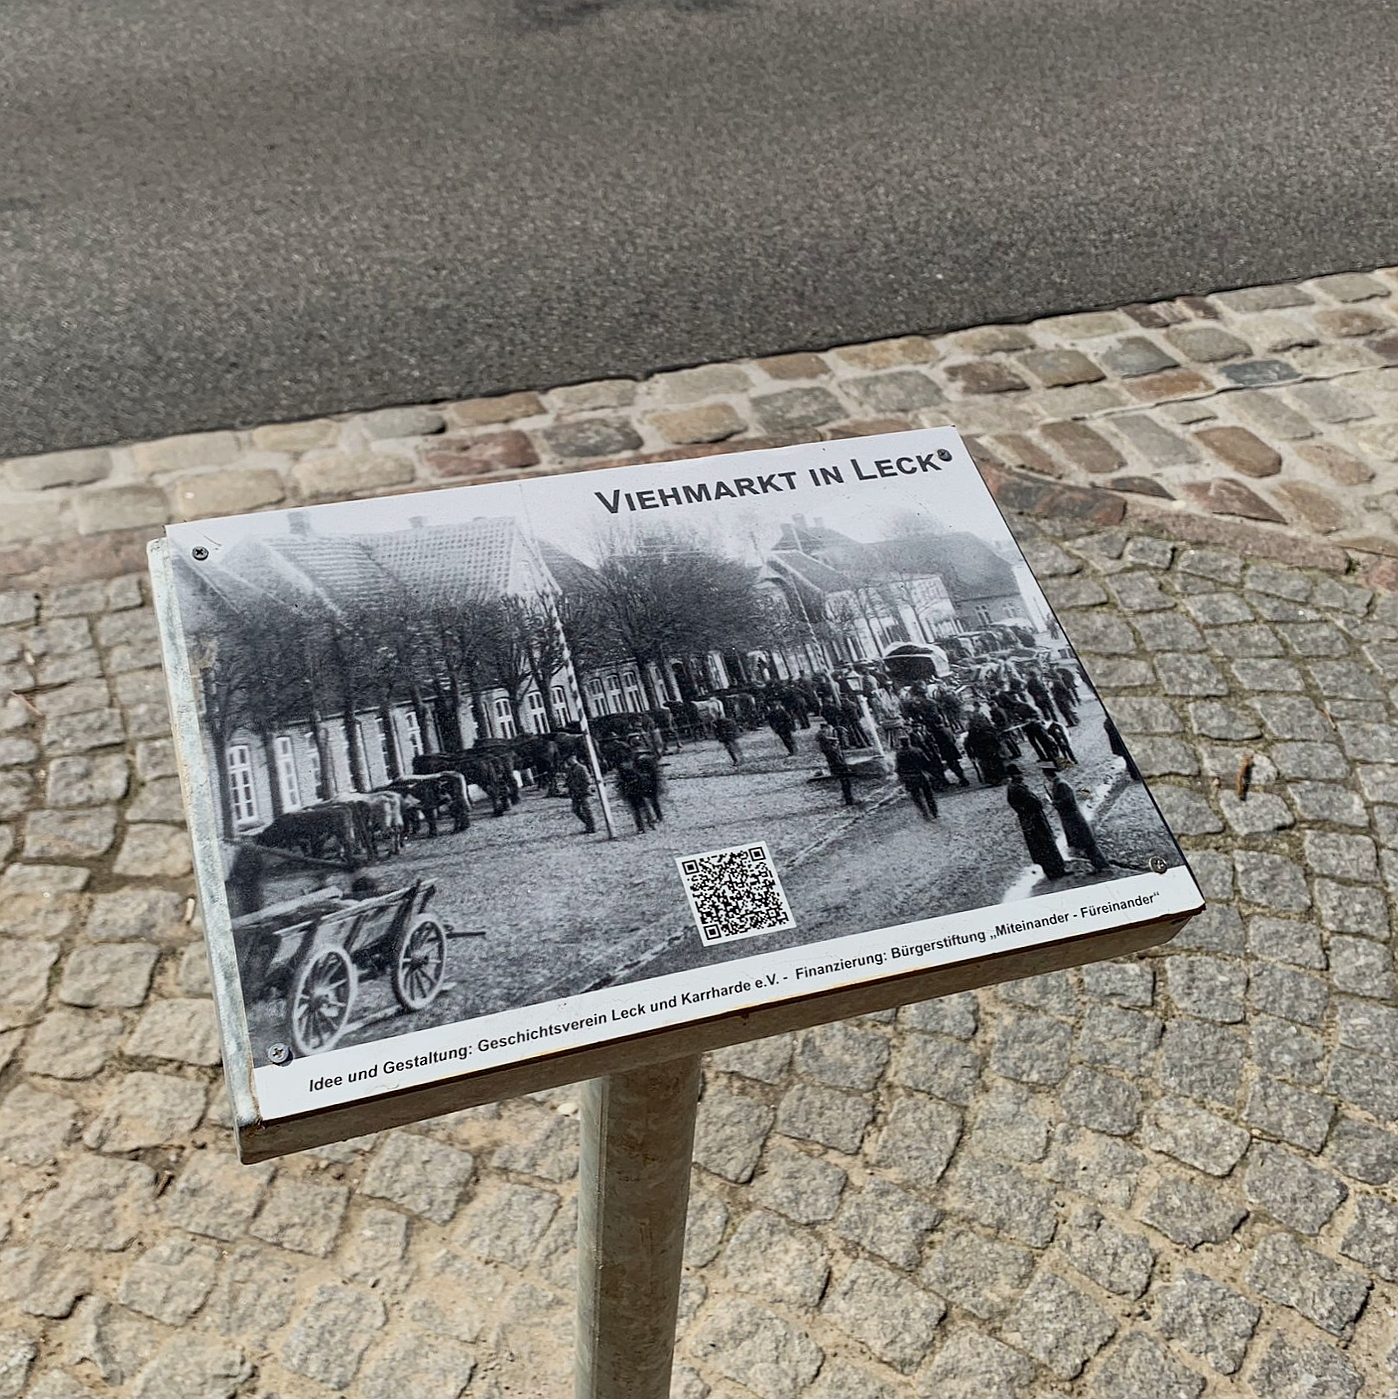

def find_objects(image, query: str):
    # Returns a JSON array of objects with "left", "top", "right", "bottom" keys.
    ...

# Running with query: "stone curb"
[{"left": 4, "top": 268, "right": 1398, "bottom": 597}]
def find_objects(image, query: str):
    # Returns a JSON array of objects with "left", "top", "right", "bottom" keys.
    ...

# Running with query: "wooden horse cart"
[{"left": 231, "top": 878, "right": 449, "bottom": 1057}]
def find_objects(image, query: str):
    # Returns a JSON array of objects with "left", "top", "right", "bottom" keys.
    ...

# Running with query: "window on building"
[
  {"left": 622, "top": 671, "right": 643, "bottom": 712},
  {"left": 403, "top": 710, "right": 424, "bottom": 757},
  {"left": 551, "top": 685, "right": 570, "bottom": 723},
  {"left": 305, "top": 739, "right": 325, "bottom": 801},
  {"left": 493, "top": 696, "right": 517, "bottom": 739},
  {"left": 606, "top": 675, "right": 624, "bottom": 712},
  {"left": 587, "top": 675, "right": 609, "bottom": 715},
  {"left": 975, "top": 606, "right": 994, "bottom": 627},
  {"left": 227, "top": 744, "right": 257, "bottom": 824},
  {"left": 526, "top": 690, "right": 547, "bottom": 734},
  {"left": 274, "top": 735, "right": 301, "bottom": 810}
]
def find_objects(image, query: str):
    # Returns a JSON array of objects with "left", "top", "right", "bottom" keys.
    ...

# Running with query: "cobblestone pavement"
[{"left": 7, "top": 274, "right": 1398, "bottom": 1397}]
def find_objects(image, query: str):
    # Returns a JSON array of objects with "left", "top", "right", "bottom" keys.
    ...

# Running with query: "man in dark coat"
[
  {"left": 794, "top": 678, "right": 819, "bottom": 725},
  {"left": 485, "top": 755, "right": 513, "bottom": 816},
  {"left": 1051, "top": 675, "right": 1079, "bottom": 728},
  {"left": 964, "top": 707, "right": 1007, "bottom": 786},
  {"left": 908, "top": 724, "right": 949, "bottom": 791},
  {"left": 894, "top": 739, "right": 940, "bottom": 821},
  {"left": 766, "top": 700, "right": 798, "bottom": 756},
  {"left": 1046, "top": 719, "right": 1077, "bottom": 766},
  {"left": 564, "top": 755, "right": 597, "bottom": 834},
  {"left": 542, "top": 735, "right": 564, "bottom": 796},
  {"left": 1026, "top": 672, "right": 1057, "bottom": 724},
  {"left": 1055, "top": 660, "right": 1082, "bottom": 702},
  {"left": 840, "top": 696, "right": 869, "bottom": 749},
  {"left": 1020, "top": 711, "right": 1059, "bottom": 764},
  {"left": 1043, "top": 766, "right": 1109, "bottom": 872},
  {"left": 615, "top": 760, "right": 653, "bottom": 833},
  {"left": 1104, "top": 716, "right": 1141, "bottom": 782},
  {"left": 1005, "top": 765, "right": 1067, "bottom": 879},
  {"left": 927, "top": 717, "right": 971, "bottom": 788},
  {"left": 715, "top": 713, "right": 743, "bottom": 766},
  {"left": 816, "top": 722, "right": 856, "bottom": 806},
  {"left": 633, "top": 745, "right": 665, "bottom": 825}
]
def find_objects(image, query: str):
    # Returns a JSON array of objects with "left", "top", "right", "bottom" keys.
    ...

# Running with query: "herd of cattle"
[{"left": 253, "top": 770, "right": 471, "bottom": 869}]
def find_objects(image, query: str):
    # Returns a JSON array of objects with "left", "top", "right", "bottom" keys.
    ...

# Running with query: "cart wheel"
[
  {"left": 392, "top": 916, "right": 447, "bottom": 1011},
  {"left": 288, "top": 946, "right": 357, "bottom": 1056}
]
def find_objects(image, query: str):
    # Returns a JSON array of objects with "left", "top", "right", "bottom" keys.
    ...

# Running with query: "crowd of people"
[{"left": 557, "top": 642, "right": 1129, "bottom": 883}]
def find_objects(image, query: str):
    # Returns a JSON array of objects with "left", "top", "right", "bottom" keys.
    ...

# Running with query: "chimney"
[
  {"left": 288, "top": 511, "right": 311, "bottom": 537},
  {"left": 792, "top": 513, "right": 807, "bottom": 528},
  {"left": 813, "top": 517, "right": 825, "bottom": 528},
  {"left": 409, "top": 515, "right": 426, "bottom": 530}
]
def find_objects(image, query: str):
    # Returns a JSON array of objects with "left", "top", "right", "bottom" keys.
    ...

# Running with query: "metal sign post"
[{"left": 575, "top": 1054, "right": 703, "bottom": 1399}]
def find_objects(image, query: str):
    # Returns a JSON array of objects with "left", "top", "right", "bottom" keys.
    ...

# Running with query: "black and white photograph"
[{"left": 166, "top": 431, "right": 1190, "bottom": 1074}]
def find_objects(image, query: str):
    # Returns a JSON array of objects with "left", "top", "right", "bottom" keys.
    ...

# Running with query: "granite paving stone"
[
  {"left": 455, "top": 1184, "right": 559, "bottom": 1269},
  {"left": 0, "top": 1083, "right": 78, "bottom": 1167},
  {"left": 888, "top": 1032, "right": 980, "bottom": 1105},
  {"left": 919, "top": 1331, "right": 1035, "bottom": 1399},
  {"left": 1157, "top": 1019, "right": 1245, "bottom": 1106},
  {"left": 1001, "top": 1270, "right": 1116, "bottom": 1379},
  {"left": 281, "top": 1284, "right": 386, "bottom": 1388},
  {"left": 819, "top": 1259, "right": 944, "bottom": 1372},
  {"left": 1326, "top": 1119, "right": 1398, "bottom": 1184},
  {"left": 1058, "top": 1207, "right": 1154, "bottom": 1298},
  {"left": 1340, "top": 1193, "right": 1398, "bottom": 1281},
  {"left": 118, "top": 1237, "right": 220, "bottom": 1325},
  {"left": 921, "top": 1222, "right": 1033, "bottom": 1321},
  {"left": 941, "top": 1157, "right": 1057, "bottom": 1247},
  {"left": 775, "top": 1082, "right": 873, "bottom": 1156},
  {"left": 1253, "top": 1024, "right": 1326, "bottom": 1085},
  {"left": 830, "top": 1178, "right": 938, "bottom": 1270},
  {"left": 690, "top": 1299, "right": 822, "bottom": 1399},
  {"left": 867, "top": 1095, "right": 961, "bottom": 1186},
  {"left": 721, "top": 1209, "right": 830, "bottom": 1308},
  {"left": 1242, "top": 1076, "right": 1334, "bottom": 1150},
  {"left": 164, "top": 1152, "right": 274, "bottom": 1241},
  {"left": 1245, "top": 1232, "right": 1370, "bottom": 1335},
  {"left": 1155, "top": 1270, "right": 1259, "bottom": 1375},
  {"left": 1140, "top": 1097, "right": 1250, "bottom": 1175},
  {"left": 1092, "top": 1330, "right": 1204, "bottom": 1399},
  {"left": 1248, "top": 1333, "right": 1362, "bottom": 1399},
  {"left": 1243, "top": 1142, "right": 1346, "bottom": 1233}
]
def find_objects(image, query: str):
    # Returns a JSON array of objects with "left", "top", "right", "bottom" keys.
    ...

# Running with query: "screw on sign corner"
[
  {"left": 1148, "top": 856, "right": 1169, "bottom": 875},
  {"left": 191, "top": 546, "right": 209, "bottom": 561},
  {"left": 267, "top": 1043, "right": 292, "bottom": 1066}
]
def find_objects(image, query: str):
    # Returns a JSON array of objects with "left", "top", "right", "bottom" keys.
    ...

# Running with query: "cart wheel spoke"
[
  {"left": 392, "top": 916, "right": 448, "bottom": 1012},
  {"left": 287, "top": 946, "right": 357, "bottom": 1057}
]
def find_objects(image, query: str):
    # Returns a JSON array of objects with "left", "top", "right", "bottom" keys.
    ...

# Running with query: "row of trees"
[{"left": 181, "top": 530, "right": 788, "bottom": 832}]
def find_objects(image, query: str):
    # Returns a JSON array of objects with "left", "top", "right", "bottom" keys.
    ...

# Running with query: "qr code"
[{"left": 676, "top": 843, "right": 795, "bottom": 946}]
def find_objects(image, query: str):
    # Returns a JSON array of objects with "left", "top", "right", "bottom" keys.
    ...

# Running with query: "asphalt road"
[{"left": 3, "top": 0, "right": 1397, "bottom": 457}]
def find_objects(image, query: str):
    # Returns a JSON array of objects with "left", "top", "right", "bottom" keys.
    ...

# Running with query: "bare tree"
[
  {"left": 580, "top": 530, "right": 777, "bottom": 704},
  {"left": 475, "top": 595, "right": 533, "bottom": 737},
  {"left": 505, "top": 595, "right": 572, "bottom": 732}
]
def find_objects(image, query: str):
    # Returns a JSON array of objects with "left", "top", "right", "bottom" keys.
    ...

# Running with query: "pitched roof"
[
  {"left": 867, "top": 533, "right": 1018, "bottom": 603},
  {"left": 184, "top": 516, "right": 555, "bottom": 628},
  {"left": 365, "top": 518, "right": 525, "bottom": 601},
  {"left": 772, "top": 521, "right": 862, "bottom": 554}
]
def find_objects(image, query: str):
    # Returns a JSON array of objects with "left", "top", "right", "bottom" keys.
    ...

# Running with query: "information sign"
[{"left": 151, "top": 427, "right": 1203, "bottom": 1160}]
